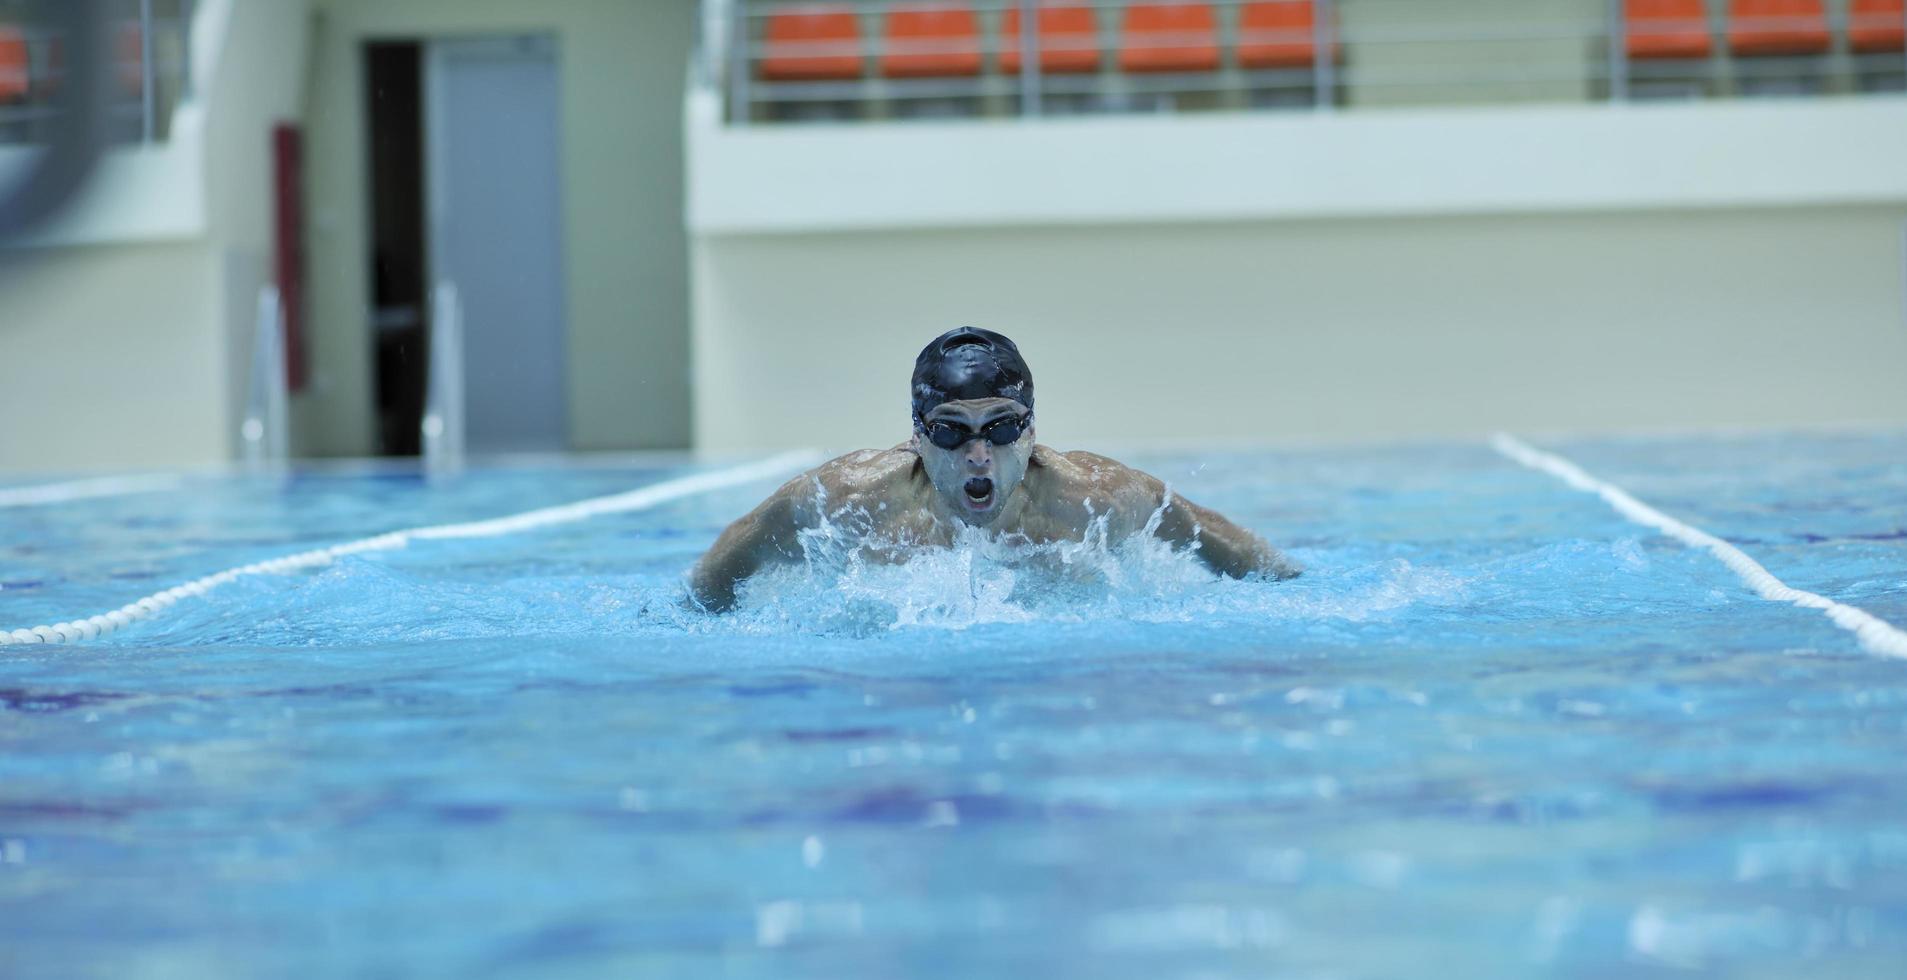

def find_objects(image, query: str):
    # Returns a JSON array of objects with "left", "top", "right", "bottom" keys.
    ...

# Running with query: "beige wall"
[
  {"left": 0, "top": 244, "right": 224, "bottom": 470},
  {"left": 693, "top": 204, "right": 1907, "bottom": 452},
  {"left": 299, "top": 0, "right": 695, "bottom": 457}
]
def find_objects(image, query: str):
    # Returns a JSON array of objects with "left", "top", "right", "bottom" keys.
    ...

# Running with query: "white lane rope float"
[
  {"left": 1492, "top": 433, "right": 1907, "bottom": 661},
  {"left": 0, "top": 451, "right": 821, "bottom": 647},
  {"left": 0, "top": 474, "right": 186, "bottom": 509}
]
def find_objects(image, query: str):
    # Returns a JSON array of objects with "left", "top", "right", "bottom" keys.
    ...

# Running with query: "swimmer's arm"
[
  {"left": 1152, "top": 487, "right": 1302, "bottom": 581},
  {"left": 688, "top": 483, "right": 807, "bottom": 613}
]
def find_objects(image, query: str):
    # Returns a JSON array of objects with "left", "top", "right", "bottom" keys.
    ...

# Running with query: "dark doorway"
[{"left": 364, "top": 42, "right": 427, "bottom": 456}]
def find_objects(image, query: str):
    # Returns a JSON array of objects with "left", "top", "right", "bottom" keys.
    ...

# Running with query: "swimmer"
[{"left": 689, "top": 327, "right": 1300, "bottom": 612}]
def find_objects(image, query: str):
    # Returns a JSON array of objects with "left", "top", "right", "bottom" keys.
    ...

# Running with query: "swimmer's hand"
[
  {"left": 688, "top": 483, "right": 805, "bottom": 614},
  {"left": 682, "top": 581, "right": 725, "bottom": 615},
  {"left": 685, "top": 574, "right": 736, "bottom": 615},
  {"left": 1155, "top": 489, "right": 1301, "bottom": 582},
  {"left": 688, "top": 547, "right": 753, "bottom": 613},
  {"left": 1253, "top": 547, "right": 1304, "bottom": 581}
]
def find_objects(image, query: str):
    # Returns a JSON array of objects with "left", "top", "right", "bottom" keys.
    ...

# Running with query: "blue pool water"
[{"left": 2, "top": 432, "right": 1905, "bottom": 977}]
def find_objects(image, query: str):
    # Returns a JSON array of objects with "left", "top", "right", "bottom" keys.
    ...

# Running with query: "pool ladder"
[
  {"left": 422, "top": 280, "right": 466, "bottom": 471},
  {"left": 240, "top": 286, "right": 289, "bottom": 468},
  {"left": 241, "top": 282, "right": 467, "bottom": 471}
]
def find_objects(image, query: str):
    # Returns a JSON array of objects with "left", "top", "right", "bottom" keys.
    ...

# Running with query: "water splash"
[
  {"left": 709, "top": 494, "right": 1463, "bottom": 636},
  {"left": 104, "top": 486, "right": 1483, "bottom": 647}
]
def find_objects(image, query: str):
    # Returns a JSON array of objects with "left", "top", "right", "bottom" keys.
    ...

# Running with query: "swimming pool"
[{"left": 2, "top": 431, "right": 1904, "bottom": 977}]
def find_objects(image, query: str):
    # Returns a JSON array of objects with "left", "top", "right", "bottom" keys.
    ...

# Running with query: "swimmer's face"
[{"left": 912, "top": 397, "right": 1034, "bottom": 526}]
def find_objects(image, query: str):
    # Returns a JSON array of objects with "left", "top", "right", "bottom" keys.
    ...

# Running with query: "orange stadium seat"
[
  {"left": 0, "top": 26, "right": 27, "bottom": 102},
  {"left": 1237, "top": 1, "right": 1338, "bottom": 69},
  {"left": 1626, "top": 0, "right": 1713, "bottom": 59},
  {"left": 881, "top": 3, "right": 983, "bottom": 77},
  {"left": 1849, "top": 0, "right": 1906, "bottom": 52},
  {"left": 1727, "top": 0, "right": 1829, "bottom": 55},
  {"left": 1120, "top": 2, "right": 1221, "bottom": 73},
  {"left": 998, "top": 2, "right": 1101, "bottom": 74},
  {"left": 758, "top": 5, "right": 864, "bottom": 81}
]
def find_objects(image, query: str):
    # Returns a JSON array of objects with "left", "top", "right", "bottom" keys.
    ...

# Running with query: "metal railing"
[
  {"left": 708, "top": 0, "right": 1907, "bottom": 123},
  {"left": 0, "top": 0, "right": 195, "bottom": 145}
]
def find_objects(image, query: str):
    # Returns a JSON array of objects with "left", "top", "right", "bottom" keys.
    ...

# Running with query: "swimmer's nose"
[{"left": 964, "top": 440, "right": 993, "bottom": 470}]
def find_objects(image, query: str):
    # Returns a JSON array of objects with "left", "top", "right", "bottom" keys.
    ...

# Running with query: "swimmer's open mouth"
[{"left": 963, "top": 477, "right": 994, "bottom": 507}]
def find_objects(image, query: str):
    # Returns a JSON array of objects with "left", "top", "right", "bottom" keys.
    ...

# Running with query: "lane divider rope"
[
  {"left": 1492, "top": 433, "right": 1907, "bottom": 661},
  {"left": 1, "top": 452, "right": 820, "bottom": 647},
  {"left": 0, "top": 474, "right": 185, "bottom": 509}
]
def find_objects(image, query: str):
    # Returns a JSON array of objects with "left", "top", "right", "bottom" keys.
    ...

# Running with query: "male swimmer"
[{"left": 689, "top": 327, "right": 1300, "bottom": 612}]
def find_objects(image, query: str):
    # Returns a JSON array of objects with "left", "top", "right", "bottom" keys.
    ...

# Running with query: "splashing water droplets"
[
  {"left": 708, "top": 489, "right": 1460, "bottom": 635},
  {"left": 101, "top": 469, "right": 1470, "bottom": 647}
]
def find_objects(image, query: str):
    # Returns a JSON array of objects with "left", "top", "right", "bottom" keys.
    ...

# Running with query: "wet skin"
[{"left": 688, "top": 397, "right": 1300, "bottom": 612}]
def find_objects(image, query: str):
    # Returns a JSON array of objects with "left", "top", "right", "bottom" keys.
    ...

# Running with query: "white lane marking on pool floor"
[
  {"left": 0, "top": 474, "right": 186, "bottom": 509},
  {"left": 1492, "top": 433, "right": 1907, "bottom": 661},
  {"left": 0, "top": 452, "right": 821, "bottom": 647}
]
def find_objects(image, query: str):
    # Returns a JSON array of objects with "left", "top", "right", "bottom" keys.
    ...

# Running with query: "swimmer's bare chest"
[{"left": 805, "top": 446, "right": 1160, "bottom": 558}]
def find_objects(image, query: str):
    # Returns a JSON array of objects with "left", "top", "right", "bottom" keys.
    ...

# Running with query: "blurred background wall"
[
  {"left": 688, "top": 0, "right": 1907, "bottom": 451},
  {"left": 0, "top": 0, "right": 696, "bottom": 471},
  {"left": 298, "top": 0, "right": 695, "bottom": 458},
  {"left": 0, "top": 0, "right": 307, "bottom": 470},
  {"left": 689, "top": 99, "right": 1907, "bottom": 452},
  {"left": 1, "top": 0, "right": 1904, "bottom": 469},
  {"left": 692, "top": 203, "right": 1907, "bottom": 452}
]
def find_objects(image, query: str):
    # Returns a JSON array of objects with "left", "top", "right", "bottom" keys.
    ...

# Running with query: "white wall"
[
  {"left": 694, "top": 205, "right": 1907, "bottom": 452},
  {"left": 687, "top": 97, "right": 1907, "bottom": 452},
  {"left": 0, "top": 141, "right": 206, "bottom": 247},
  {"left": 690, "top": 97, "right": 1907, "bottom": 233},
  {"left": 0, "top": 244, "right": 226, "bottom": 469}
]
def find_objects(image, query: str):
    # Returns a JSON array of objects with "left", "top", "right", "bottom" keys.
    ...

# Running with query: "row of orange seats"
[
  {"left": 757, "top": 2, "right": 1335, "bottom": 81},
  {"left": 1627, "top": 0, "right": 1905, "bottom": 60},
  {"left": 0, "top": 23, "right": 150, "bottom": 103}
]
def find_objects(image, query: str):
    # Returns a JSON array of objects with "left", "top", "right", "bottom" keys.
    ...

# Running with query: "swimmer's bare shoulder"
[
  {"left": 688, "top": 447, "right": 922, "bottom": 612},
  {"left": 1030, "top": 446, "right": 1301, "bottom": 581},
  {"left": 803, "top": 446, "right": 925, "bottom": 516},
  {"left": 1022, "top": 447, "right": 1158, "bottom": 534}
]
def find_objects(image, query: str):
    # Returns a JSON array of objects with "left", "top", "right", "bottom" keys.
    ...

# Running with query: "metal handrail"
[
  {"left": 0, "top": 3, "right": 194, "bottom": 145},
  {"left": 712, "top": 0, "right": 1907, "bottom": 121},
  {"left": 241, "top": 285, "right": 290, "bottom": 468},
  {"left": 423, "top": 281, "right": 467, "bottom": 472}
]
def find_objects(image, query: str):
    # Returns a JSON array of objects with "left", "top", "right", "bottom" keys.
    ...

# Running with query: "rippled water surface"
[{"left": 3, "top": 433, "right": 1906, "bottom": 977}]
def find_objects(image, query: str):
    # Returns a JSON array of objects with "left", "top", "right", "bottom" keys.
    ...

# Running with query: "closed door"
[{"left": 426, "top": 35, "right": 568, "bottom": 454}]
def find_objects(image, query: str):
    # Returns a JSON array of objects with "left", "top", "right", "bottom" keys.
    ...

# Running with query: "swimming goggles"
[{"left": 917, "top": 412, "right": 1032, "bottom": 450}]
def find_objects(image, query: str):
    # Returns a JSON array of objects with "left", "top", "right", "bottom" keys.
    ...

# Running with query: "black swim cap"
[{"left": 911, "top": 327, "right": 1034, "bottom": 420}]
